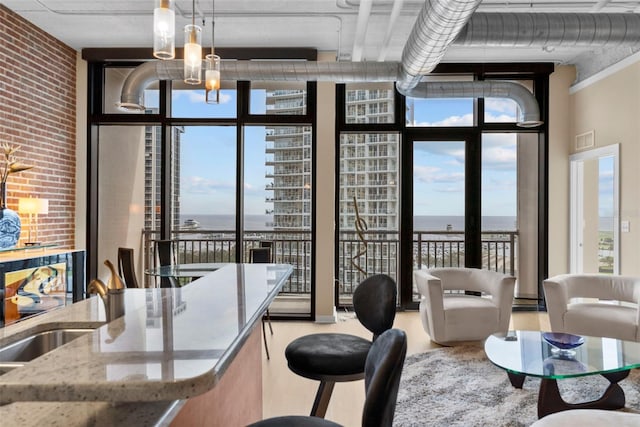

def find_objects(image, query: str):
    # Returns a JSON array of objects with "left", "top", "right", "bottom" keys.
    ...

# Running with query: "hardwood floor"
[{"left": 261, "top": 310, "right": 551, "bottom": 426}]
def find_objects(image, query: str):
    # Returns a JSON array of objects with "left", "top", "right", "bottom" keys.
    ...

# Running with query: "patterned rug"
[{"left": 393, "top": 345, "right": 640, "bottom": 427}]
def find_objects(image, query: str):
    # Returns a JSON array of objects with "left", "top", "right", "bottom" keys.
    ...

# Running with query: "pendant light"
[
  {"left": 153, "top": 0, "right": 175, "bottom": 59},
  {"left": 205, "top": 0, "right": 221, "bottom": 104},
  {"left": 184, "top": 0, "right": 202, "bottom": 85}
]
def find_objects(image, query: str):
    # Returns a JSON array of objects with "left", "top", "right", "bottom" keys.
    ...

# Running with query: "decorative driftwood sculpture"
[{"left": 351, "top": 196, "right": 368, "bottom": 276}]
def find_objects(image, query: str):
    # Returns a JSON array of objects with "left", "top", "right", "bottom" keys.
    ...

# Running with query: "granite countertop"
[{"left": 0, "top": 263, "right": 292, "bottom": 425}]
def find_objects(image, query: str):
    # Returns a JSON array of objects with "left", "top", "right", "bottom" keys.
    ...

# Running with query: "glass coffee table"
[{"left": 485, "top": 330, "right": 640, "bottom": 418}]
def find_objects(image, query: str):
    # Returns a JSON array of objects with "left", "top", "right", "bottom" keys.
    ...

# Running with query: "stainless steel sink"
[{"left": 0, "top": 328, "right": 94, "bottom": 373}]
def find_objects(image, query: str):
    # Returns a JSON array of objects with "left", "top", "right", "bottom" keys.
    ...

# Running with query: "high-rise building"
[
  {"left": 144, "top": 112, "right": 183, "bottom": 232},
  {"left": 340, "top": 87, "right": 399, "bottom": 231},
  {"left": 264, "top": 90, "right": 312, "bottom": 294},
  {"left": 338, "top": 86, "right": 400, "bottom": 294},
  {"left": 265, "top": 85, "right": 399, "bottom": 298}
]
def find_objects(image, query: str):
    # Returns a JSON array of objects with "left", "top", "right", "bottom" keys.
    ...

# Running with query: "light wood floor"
[{"left": 261, "top": 310, "right": 550, "bottom": 426}]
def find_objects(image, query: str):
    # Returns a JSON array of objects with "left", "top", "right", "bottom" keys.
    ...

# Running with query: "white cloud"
[
  {"left": 415, "top": 142, "right": 465, "bottom": 164},
  {"left": 182, "top": 175, "right": 234, "bottom": 194},
  {"left": 412, "top": 107, "right": 517, "bottom": 126},
  {"left": 485, "top": 98, "right": 517, "bottom": 114},
  {"left": 414, "top": 113, "right": 474, "bottom": 127},
  {"left": 179, "top": 90, "right": 232, "bottom": 104},
  {"left": 484, "top": 176, "right": 517, "bottom": 191},
  {"left": 436, "top": 185, "right": 464, "bottom": 193},
  {"left": 485, "top": 112, "right": 517, "bottom": 123},
  {"left": 415, "top": 165, "right": 464, "bottom": 185},
  {"left": 483, "top": 133, "right": 517, "bottom": 148},
  {"left": 482, "top": 145, "right": 517, "bottom": 171},
  {"left": 244, "top": 182, "right": 267, "bottom": 193},
  {"left": 414, "top": 165, "right": 440, "bottom": 182},
  {"left": 188, "top": 91, "right": 206, "bottom": 103}
]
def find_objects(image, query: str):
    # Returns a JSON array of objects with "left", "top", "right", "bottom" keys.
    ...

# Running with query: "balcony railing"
[
  {"left": 142, "top": 230, "right": 311, "bottom": 292},
  {"left": 142, "top": 229, "right": 518, "bottom": 296}
]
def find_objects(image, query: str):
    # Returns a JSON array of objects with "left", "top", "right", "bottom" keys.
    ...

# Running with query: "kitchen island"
[{"left": 0, "top": 263, "right": 292, "bottom": 426}]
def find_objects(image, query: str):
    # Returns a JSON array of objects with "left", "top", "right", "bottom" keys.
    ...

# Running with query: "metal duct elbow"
[
  {"left": 397, "top": 0, "right": 483, "bottom": 93},
  {"left": 119, "top": 61, "right": 185, "bottom": 111},
  {"left": 402, "top": 81, "right": 543, "bottom": 127}
]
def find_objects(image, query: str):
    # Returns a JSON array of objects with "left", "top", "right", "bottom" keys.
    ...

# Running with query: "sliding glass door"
[
  {"left": 405, "top": 132, "right": 539, "bottom": 306},
  {"left": 409, "top": 136, "right": 476, "bottom": 304},
  {"left": 570, "top": 144, "right": 619, "bottom": 275}
]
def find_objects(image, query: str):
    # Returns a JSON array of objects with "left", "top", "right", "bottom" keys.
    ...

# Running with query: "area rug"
[{"left": 393, "top": 345, "right": 640, "bottom": 426}]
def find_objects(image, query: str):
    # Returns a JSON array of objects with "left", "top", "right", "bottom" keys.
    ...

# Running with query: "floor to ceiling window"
[
  {"left": 88, "top": 53, "right": 550, "bottom": 316},
  {"left": 412, "top": 139, "right": 467, "bottom": 276},
  {"left": 336, "top": 83, "right": 401, "bottom": 307},
  {"left": 338, "top": 65, "right": 552, "bottom": 310},
  {"left": 86, "top": 51, "right": 317, "bottom": 319}
]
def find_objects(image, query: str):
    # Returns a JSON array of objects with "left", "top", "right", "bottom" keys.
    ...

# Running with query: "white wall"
[
  {"left": 570, "top": 60, "right": 640, "bottom": 275},
  {"left": 548, "top": 66, "right": 575, "bottom": 276}
]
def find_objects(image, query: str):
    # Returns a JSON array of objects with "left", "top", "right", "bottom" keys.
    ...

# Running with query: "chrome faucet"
[{"left": 88, "top": 259, "right": 125, "bottom": 322}]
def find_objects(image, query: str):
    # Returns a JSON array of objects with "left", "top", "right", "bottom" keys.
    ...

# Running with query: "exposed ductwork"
[
  {"left": 119, "top": 60, "right": 401, "bottom": 110},
  {"left": 396, "top": 0, "right": 482, "bottom": 93},
  {"left": 120, "top": 0, "right": 570, "bottom": 127},
  {"left": 120, "top": 59, "right": 541, "bottom": 127},
  {"left": 120, "top": 0, "right": 485, "bottom": 110},
  {"left": 456, "top": 13, "right": 640, "bottom": 47},
  {"left": 402, "top": 80, "right": 543, "bottom": 127}
]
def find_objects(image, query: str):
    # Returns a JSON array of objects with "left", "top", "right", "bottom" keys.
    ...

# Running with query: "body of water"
[
  {"left": 180, "top": 214, "right": 519, "bottom": 231},
  {"left": 414, "top": 216, "right": 517, "bottom": 231}
]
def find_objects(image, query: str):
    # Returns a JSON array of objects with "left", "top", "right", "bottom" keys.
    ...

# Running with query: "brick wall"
[{"left": 0, "top": 5, "right": 76, "bottom": 248}]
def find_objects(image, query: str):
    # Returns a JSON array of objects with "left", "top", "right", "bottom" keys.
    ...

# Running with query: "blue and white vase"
[{"left": 0, "top": 182, "right": 21, "bottom": 249}]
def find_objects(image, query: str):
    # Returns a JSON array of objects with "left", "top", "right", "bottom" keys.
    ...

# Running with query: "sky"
[
  {"left": 411, "top": 97, "right": 519, "bottom": 217},
  {"left": 165, "top": 87, "right": 534, "bottom": 220}
]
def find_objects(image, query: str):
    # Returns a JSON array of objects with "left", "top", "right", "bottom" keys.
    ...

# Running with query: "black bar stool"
[
  {"left": 284, "top": 274, "right": 397, "bottom": 417},
  {"left": 248, "top": 328, "right": 407, "bottom": 427}
]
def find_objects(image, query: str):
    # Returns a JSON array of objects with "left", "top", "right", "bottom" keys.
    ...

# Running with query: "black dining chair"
[
  {"left": 284, "top": 274, "right": 397, "bottom": 418},
  {"left": 250, "top": 246, "right": 274, "bottom": 359},
  {"left": 156, "top": 239, "right": 179, "bottom": 288},
  {"left": 117, "top": 247, "right": 140, "bottom": 288},
  {"left": 250, "top": 246, "right": 272, "bottom": 263},
  {"left": 248, "top": 328, "right": 407, "bottom": 427},
  {"left": 259, "top": 240, "right": 274, "bottom": 258}
]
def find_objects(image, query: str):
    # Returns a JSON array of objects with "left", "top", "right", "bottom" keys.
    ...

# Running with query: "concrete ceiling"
[{"left": 3, "top": 0, "right": 640, "bottom": 80}]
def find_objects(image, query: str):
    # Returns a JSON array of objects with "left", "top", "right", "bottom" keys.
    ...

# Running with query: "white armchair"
[
  {"left": 414, "top": 268, "right": 516, "bottom": 345},
  {"left": 543, "top": 274, "right": 640, "bottom": 342}
]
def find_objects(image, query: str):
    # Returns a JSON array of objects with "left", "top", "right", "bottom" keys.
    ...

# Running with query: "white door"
[{"left": 569, "top": 144, "right": 619, "bottom": 274}]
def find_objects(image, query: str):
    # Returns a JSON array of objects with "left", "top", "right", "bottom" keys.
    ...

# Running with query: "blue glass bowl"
[{"left": 542, "top": 332, "right": 585, "bottom": 350}]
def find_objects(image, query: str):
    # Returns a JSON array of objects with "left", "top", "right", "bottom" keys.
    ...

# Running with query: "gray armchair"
[
  {"left": 543, "top": 273, "right": 640, "bottom": 342},
  {"left": 414, "top": 267, "right": 516, "bottom": 345}
]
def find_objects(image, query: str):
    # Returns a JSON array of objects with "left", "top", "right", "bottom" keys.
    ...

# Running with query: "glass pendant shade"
[
  {"left": 184, "top": 25, "right": 203, "bottom": 84},
  {"left": 205, "top": 54, "right": 221, "bottom": 104},
  {"left": 153, "top": 0, "right": 175, "bottom": 59}
]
